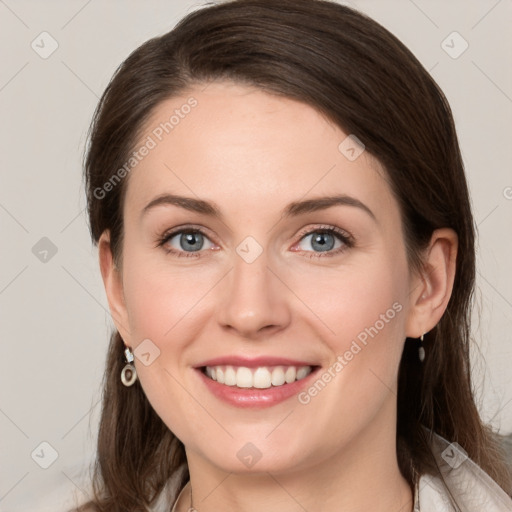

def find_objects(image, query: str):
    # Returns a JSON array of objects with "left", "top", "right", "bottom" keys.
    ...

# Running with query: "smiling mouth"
[{"left": 200, "top": 364, "right": 318, "bottom": 389}]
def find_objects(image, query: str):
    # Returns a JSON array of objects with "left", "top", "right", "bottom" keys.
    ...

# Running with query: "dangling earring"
[
  {"left": 418, "top": 334, "right": 425, "bottom": 362},
  {"left": 121, "top": 346, "right": 137, "bottom": 386}
]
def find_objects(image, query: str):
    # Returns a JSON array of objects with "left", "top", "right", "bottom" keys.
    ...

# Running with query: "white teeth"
[
  {"left": 236, "top": 367, "right": 253, "bottom": 388},
  {"left": 204, "top": 365, "right": 313, "bottom": 388},
  {"left": 296, "top": 367, "right": 310, "bottom": 380},
  {"left": 285, "top": 367, "right": 296, "bottom": 383},
  {"left": 224, "top": 366, "right": 237, "bottom": 386},
  {"left": 271, "top": 366, "right": 286, "bottom": 386},
  {"left": 253, "top": 367, "right": 272, "bottom": 389}
]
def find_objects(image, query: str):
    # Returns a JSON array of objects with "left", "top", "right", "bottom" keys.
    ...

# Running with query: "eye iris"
[
  {"left": 180, "top": 232, "right": 203, "bottom": 251},
  {"left": 311, "top": 232, "right": 335, "bottom": 252}
]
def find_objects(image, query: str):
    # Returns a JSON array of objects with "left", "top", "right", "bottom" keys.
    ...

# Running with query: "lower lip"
[{"left": 195, "top": 367, "right": 320, "bottom": 408}]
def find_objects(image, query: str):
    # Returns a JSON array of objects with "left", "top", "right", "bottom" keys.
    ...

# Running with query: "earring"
[
  {"left": 418, "top": 334, "right": 425, "bottom": 362},
  {"left": 121, "top": 346, "right": 137, "bottom": 386}
]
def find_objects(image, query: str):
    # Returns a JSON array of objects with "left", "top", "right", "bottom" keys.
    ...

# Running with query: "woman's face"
[{"left": 103, "top": 81, "right": 426, "bottom": 475}]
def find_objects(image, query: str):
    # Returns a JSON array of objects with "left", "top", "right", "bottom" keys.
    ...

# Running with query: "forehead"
[{"left": 123, "top": 81, "right": 396, "bottom": 224}]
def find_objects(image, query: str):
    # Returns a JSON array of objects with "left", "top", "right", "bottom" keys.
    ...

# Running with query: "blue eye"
[
  {"left": 158, "top": 229, "right": 214, "bottom": 257},
  {"left": 299, "top": 231, "right": 340, "bottom": 252},
  {"left": 157, "top": 225, "right": 353, "bottom": 259},
  {"left": 295, "top": 227, "right": 352, "bottom": 258}
]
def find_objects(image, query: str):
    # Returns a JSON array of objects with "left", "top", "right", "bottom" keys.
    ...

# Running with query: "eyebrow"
[{"left": 141, "top": 193, "right": 376, "bottom": 222}]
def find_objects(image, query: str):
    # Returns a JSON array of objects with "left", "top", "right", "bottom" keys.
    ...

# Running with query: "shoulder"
[
  {"left": 416, "top": 465, "right": 512, "bottom": 512},
  {"left": 65, "top": 504, "right": 98, "bottom": 512},
  {"left": 414, "top": 429, "right": 512, "bottom": 511},
  {"left": 148, "top": 462, "right": 189, "bottom": 512},
  {"left": 416, "top": 473, "right": 456, "bottom": 511}
]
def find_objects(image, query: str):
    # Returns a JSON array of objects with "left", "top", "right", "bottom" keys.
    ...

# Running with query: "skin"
[{"left": 99, "top": 81, "right": 457, "bottom": 512}]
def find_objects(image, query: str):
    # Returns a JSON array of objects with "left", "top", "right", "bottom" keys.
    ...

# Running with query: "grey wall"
[{"left": 0, "top": 1, "right": 511, "bottom": 510}]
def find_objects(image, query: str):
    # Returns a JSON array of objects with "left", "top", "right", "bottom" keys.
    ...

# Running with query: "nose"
[{"left": 216, "top": 251, "right": 292, "bottom": 339}]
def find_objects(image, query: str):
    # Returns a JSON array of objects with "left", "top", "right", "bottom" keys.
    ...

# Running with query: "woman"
[{"left": 75, "top": 0, "right": 512, "bottom": 510}]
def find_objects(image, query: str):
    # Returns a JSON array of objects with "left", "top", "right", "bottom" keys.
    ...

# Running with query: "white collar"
[{"left": 413, "top": 431, "right": 512, "bottom": 511}]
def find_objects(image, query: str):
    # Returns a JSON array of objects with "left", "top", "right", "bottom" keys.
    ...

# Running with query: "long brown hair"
[{"left": 75, "top": 0, "right": 511, "bottom": 510}]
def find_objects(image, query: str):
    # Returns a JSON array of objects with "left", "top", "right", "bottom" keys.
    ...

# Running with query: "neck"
[{"left": 179, "top": 409, "right": 413, "bottom": 512}]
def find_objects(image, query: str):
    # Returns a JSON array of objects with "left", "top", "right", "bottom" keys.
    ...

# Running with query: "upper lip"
[{"left": 195, "top": 356, "right": 318, "bottom": 369}]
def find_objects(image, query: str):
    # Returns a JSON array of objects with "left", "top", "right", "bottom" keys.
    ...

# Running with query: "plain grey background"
[{"left": 0, "top": 0, "right": 511, "bottom": 510}]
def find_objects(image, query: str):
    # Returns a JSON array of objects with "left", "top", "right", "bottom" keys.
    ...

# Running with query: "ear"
[
  {"left": 405, "top": 228, "right": 458, "bottom": 338},
  {"left": 98, "top": 230, "right": 131, "bottom": 343}
]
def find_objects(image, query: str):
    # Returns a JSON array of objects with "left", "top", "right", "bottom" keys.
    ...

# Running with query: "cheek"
[
  {"left": 293, "top": 252, "right": 408, "bottom": 410},
  {"left": 121, "top": 248, "right": 216, "bottom": 344},
  {"left": 119, "top": 251, "right": 219, "bottom": 438},
  {"left": 294, "top": 254, "right": 407, "bottom": 354}
]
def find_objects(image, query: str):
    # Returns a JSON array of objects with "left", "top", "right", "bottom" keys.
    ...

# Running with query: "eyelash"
[{"left": 155, "top": 224, "right": 355, "bottom": 259}]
